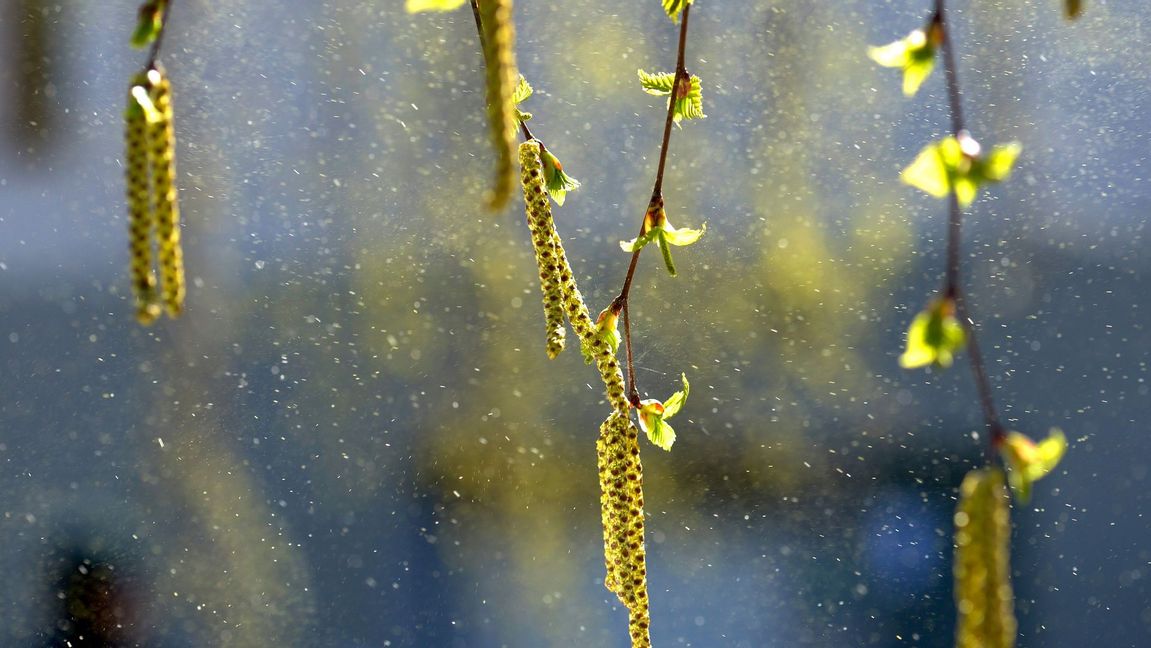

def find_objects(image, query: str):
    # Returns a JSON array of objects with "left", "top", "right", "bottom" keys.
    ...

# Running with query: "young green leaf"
[
  {"left": 636, "top": 374, "right": 690, "bottom": 451},
  {"left": 902, "top": 135, "right": 1021, "bottom": 207},
  {"left": 638, "top": 70, "right": 676, "bottom": 95},
  {"left": 593, "top": 307, "right": 622, "bottom": 356},
  {"left": 661, "top": 373, "right": 690, "bottom": 418},
  {"left": 637, "top": 70, "right": 705, "bottom": 125},
  {"left": 405, "top": 0, "right": 467, "bottom": 12},
  {"left": 620, "top": 199, "right": 704, "bottom": 276},
  {"left": 662, "top": 0, "right": 692, "bottom": 22},
  {"left": 541, "top": 147, "right": 580, "bottom": 206},
  {"left": 900, "top": 297, "right": 966, "bottom": 369},
  {"left": 512, "top": 75, "right": 533, "bottom": 104},
  {"left": 131, "top": 1, "right": 167, "bottom": 48},
  {"left": 998, "top": 428, "right": 1067, "bottom": 503},
  {"left": 868, "top": 25, "right": 940, "bottom": 97}
]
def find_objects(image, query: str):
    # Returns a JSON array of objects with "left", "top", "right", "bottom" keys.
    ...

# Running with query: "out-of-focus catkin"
[
  {"left": 954, "top": 467, "right": 1016, "bottom": 648},
  {"left": 124, "top": 65, "right": 184, "bottom": 324},
  {"left": 125, "top": 71, "right": 160, "bottom": 324},
  {"left": 146, "top": 66, "right": 184, "bottom": 317},
  {"left": 479, "top": 0, "right": 517, "bottom": 211}
]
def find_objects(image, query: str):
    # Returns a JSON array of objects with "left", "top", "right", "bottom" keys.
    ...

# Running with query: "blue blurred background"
[{"left": 1, "top": 1, "right": 1149, "bottom": 646}]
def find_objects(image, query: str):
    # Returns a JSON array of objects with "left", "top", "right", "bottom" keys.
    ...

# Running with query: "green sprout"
[
  {"left": 900, "top": 296, "right": 966, "bottom": 369},
  {"left": 902, "top": 132, "right": 1021, "bottom": 207},
  {"left": 998, "top": 428, "right": 1068, "bottom": 503},
  {"left": 620, "top": 199, "right": 704, "bottom": 277},
  {"left": 636, "top": 373, "right": 689, "bottom": 451},
  {"left": 868, "top": 23, "right": 943, "bottom": 97}
]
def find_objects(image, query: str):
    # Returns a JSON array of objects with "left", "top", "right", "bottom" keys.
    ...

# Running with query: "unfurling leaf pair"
[
  {"left": 125, "top": 65, "right": 185, "bottom": 325},
  {"left": 637, "top": 70, "right": 705, "bottom": 125},
  {"left": 620, "top": 198, "right": 704, "bottom": 276},
  {"left": 868, "top": 20, "right": 943, "bottom": 97},
  {"left": 900, "top": 296, "right": 965, "bottom": 369},
  {"left": 902, "top": 132, "right": 1021, "bottom": 207},
  {"left": 998, "top": 427, "right": 1067, "bottom": 503},
  {"left": 636, "top": 373, "right": 689, "bottom": 451}
]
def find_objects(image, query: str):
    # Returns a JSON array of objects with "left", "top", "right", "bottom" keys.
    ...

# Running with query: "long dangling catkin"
[
  {"left": 597, "top": 412, "right": 651, "bottom": 648},
  {"left": 125, "top": 72, "right": 161, "bottom": 324},
  {"left": 519, "top": 141, "right": 566, "bottom": 358},
  {"left": 479, "top": 0, "right": 517, "bottom": 211},
  {"left": 146, "top": 65, "right": 185, "bottom": 318},
  {"left": 954, "top": 467, "right": 1016, "bottom": 648}
]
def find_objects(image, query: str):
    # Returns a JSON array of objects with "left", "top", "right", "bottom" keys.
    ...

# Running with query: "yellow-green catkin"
[
  {"left": 954, "top": 467, "right": 1016, "bottom": 648},
  {"left": 146, "top": 65, "right": 185, "bottom": 318},
  {"left": 479, "top": 0, "right": 517, "bottom": 211},
  {"left": 519, "top": 141, "right": 566, "bottom": 358},
  {"left": 597, "top": 412, "right": 651, "bottom": 648},
  {"left": 125, "top": 71, "right": 161, "bottom": 324}
]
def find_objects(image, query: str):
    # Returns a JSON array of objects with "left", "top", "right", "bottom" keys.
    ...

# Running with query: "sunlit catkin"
[
  {"left": 597, "top": 412, "right": 651, "bottom": 648},
  {"left": 479, "top": 0, "right": 517, "bottom": 211},
  {"left": 146, "top": 66, "right": 185, "bottom": 318},
  {"left": 954, "top": 467, "right": 1016, "bottom": 648},
  {"left": 125, "top": 71, "right": 161, "bottom": 324},
  {"left": 519, "top": 141, "right": 566, "bottom": 358}
]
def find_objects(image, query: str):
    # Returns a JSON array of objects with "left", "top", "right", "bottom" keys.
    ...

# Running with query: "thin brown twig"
[
  {"left": 934, "top": 0, "right": 1005, "bottom": 450},
  {"left": 145, "top": 0, "right": 173, "bottom": 69},
  {"left": 617, "top": 3, "right": 693, "bottom": 406}
]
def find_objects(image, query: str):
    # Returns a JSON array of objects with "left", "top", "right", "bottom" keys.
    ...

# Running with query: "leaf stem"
[
  {"left": 145, "top": 0, "right": 173, "bottom": 70},
  {"left": 935, "top": 0, "right": 1006, "bottom": 450},
  {"left": 616, "top": 3, "right": 693, "bottom": 405}
]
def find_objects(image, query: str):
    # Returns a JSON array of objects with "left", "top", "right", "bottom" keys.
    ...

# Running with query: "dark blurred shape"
[
  {"left": 4, "top": 0, "right": 61, "bottom": 162},
  {"left": 44, "top": 544, "right": 138, "bottom": 647}
]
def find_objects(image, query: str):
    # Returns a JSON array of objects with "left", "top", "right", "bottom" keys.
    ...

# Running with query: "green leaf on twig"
[
  {"left": 868, "top": 24, "right": 942, "bottom": 97},
  {"left": 637, "top": 373, "right": 690, "bottom": 451},
  {"left": 900, "top": 296, "right": 966, "bottom": 369},
  {"left": 902, "top": 133, "right": 1021, "bottom": 207},
  {"left": 999, "top": 428, "right": 1068, "bottom": 503},
  {"left": 637, "top": 70, "right": 705, "bottom": 125}
]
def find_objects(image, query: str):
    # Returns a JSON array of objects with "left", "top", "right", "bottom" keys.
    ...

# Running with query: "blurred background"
[{"left": 1, "top": 0, "right": 1148, "bottom": 646}]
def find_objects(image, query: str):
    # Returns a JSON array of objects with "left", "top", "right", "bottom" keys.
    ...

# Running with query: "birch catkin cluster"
[
  {"left": 519, "top": 140, "right": 649, "bottom": 644},
  {"left": 124, "top": 65, "right": 184, "bottom": 324},
  {"left": 479, "top": 0, "right": 518, "bottom": 211},
  {"left": 954, "top": 467, "right": 1016, "bottom": 648}
]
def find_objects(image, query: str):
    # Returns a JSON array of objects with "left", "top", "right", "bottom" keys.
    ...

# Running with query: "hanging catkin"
[
  {"left": 146, "top": 65, "right": 185, "bottom": 317},
  {"left": 519, "top": 141, "right": 566, "bottom": 358},
  {"left": 125, "top": 71, "right": 161, "bottom": 324},
  {"left": 954, "top": 467, "right": 1016, "bottom": 648},
  {"left": 124, "top": 65, "right": 184, "bottom": 324},
  {"left": 478, "top": 0, "right": 517, "bottom": 211},
  {"left": 597, "top": 411, "right": 651, "bottom": 647}
]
